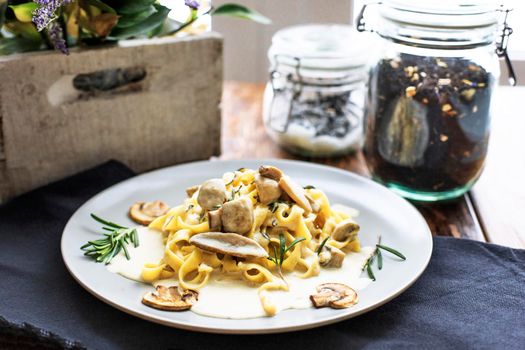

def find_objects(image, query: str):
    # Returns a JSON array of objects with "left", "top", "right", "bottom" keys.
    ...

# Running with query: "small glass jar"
[
  {"left": 358, "top": 2, "right": 511, "bottom": 201},
  {"left": 263, "top": 25, "right": 372, "bottom": 157}
]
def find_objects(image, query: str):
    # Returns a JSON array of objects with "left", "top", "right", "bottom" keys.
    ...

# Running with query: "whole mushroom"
[
  {"left": 197, "top": 179, "right": 227, "bottom": 211},
  {"left": 310, "top": 283, "right": 358, "bottom": 309},
  {"left": 221, "top": 197, "right": 254, "bottom": 234}
]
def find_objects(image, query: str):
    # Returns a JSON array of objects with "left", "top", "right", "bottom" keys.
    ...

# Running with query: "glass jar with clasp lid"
[
  {"left": 357, "top": 1, "right": 515, "bottom": 201},
  {"left": 262, "top": 24, "right": 374, "bottom": 157}
]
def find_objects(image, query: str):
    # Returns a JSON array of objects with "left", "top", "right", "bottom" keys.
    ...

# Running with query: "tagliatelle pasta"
[{"left": 142, "top": 167, "right": 362, "bottom": 315}]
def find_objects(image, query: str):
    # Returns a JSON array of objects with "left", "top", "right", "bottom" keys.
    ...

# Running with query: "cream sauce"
[
  {"left": 106, "top": 226, "right": 165, "bottom": 281},
  {"left": 107, "top": 227, "right": 373, "bottom": 319}
]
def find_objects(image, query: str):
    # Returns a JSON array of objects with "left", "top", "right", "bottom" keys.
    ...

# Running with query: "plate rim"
[{"left": 61, "top": 158, "right": 433, "bottom": 334}]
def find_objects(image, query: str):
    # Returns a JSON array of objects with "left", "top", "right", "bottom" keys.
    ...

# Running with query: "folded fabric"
[{"left": 0, "top": 161, "right": 523, "bottom": 350}]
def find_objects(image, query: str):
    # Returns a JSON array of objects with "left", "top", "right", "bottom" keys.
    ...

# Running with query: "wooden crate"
[{"left": 0, "top": 33, "right": 223, "bottom": 202}]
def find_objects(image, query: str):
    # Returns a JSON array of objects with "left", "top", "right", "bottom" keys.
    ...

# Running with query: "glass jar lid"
[
  {"left": 268, "top": 24, "right": 374, "bottom": 79},
  {"left": 371, "top": 0, "right": 504, "bottom": 48},
  {"left": 379, "top": 1, "right": 500, "bottom": 28}
]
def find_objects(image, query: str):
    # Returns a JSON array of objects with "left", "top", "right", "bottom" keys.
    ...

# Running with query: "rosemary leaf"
[
  {"left": 367, "top": 263, "right": 376, "bottom": 281},
  {"left": 377, "top": 248, "right": 383, "bottom": 270},
  {"left": 284, "top": 237, "right": 305, "bottom": 255},
  {"left": 377, "top": 244, "right": 407, "bottom": 260},
  {"left": 279, "top": 234, "right": 286, "bottom": 264},
  {"left": 316, "top": 236, "right": 330, "bottom": 255},
  {"left": 90, "top": 213, "right": 126, "bottom": 229}
]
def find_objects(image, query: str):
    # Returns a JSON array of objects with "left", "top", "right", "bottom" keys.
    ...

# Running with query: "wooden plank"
[
  {"left": 471, "top": 87, "right": 525, "bottom": 248},
  {"left": 221, "top": 82, "right": 486, "bottom": 241},
  {"left": 0, "top": 34, "right": 223, "bottom": 202}
]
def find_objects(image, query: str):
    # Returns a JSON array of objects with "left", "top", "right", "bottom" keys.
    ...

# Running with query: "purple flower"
[
  {"left": 185, "top": 0, "right": 200, "bottom": 10},
  {"left": 48, "top": 21, "right": 69, "bottom": 55},
  {"left": 32, "top": 0, "right": 73, "bottom": 32}
]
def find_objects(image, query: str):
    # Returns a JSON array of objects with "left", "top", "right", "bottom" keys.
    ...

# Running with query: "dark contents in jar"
[{"left": 364, "top": 54, "right": 494, "bottom": 193}]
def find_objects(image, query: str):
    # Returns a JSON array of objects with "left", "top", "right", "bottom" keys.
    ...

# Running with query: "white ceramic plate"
[{"left": 61, "top": 159, "right": 432, "bottom": 334}]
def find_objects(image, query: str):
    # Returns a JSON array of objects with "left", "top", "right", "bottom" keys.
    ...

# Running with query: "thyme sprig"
[
  {"left": 80, "top": 214, "right": 139, "bottom": 265},
  {"left": 267, "top": 233, "right": 305, "bottom": 282},
  {"left": 363, "top": 236, "right": 406, "bottom": 281}
]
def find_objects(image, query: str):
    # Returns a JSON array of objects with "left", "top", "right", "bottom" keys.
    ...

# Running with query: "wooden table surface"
[{"left": 220, "top": 82, "right": 525, "bottom": 249}]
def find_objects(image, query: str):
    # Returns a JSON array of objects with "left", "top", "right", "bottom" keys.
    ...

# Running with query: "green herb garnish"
[
  {"left": 80, "top": 214, "right": 139, "bottom": 265},
  {"left": 303, "top": 185, "right": 316, "bottom": 189},
  {"left": 229, "top": 185, "right": 242, "bottom": 201},
  {"left": 316, "top": 236, "right": 330, "bottom": 255},
  {"left": 362, "top": 236, "right": 406, "bottom": 281},
  {"left": 268, "top": 200, "right": 292, "bottom": 213},
  {"left": 267, "top": 233, "right": 305, "bottom": 282}
]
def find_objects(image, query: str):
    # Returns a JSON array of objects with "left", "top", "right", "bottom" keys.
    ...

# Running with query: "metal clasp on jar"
[{"left": 268, "top": 55, "right": 304, "bottom": 133}]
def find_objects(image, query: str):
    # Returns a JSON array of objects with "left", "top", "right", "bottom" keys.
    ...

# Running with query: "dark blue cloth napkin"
[{"left": 1, "top": 161, "right": 524, "bottom": 350}]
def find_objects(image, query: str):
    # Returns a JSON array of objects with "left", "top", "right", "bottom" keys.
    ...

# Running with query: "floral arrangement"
[{"left": 0, "top": 0, "right": 269, "bottom": 55}]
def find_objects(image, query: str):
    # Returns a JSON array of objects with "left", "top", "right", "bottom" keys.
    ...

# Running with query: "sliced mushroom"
[
  {"left": 208, "top": 208, "right": 223, "bottom": 231},
  {"left": 310, "top": 283, "right": 358, "bottom": 309},
  {"left": 331, "top": 219, "right": 360, "bottom": 242},
  {"left": 255, "top": 173, "right": 282, "bottom": 205},
  {"left": 142, "top": 285, "right": 198, "bottom": 311},
  {"left": 129, "top": 200, "right": 170, "bottom": 226},
  {"left": 221, "top": 197, "right": 254, "bottom": 234},
  {"left": 318, "top": 245, "right": 345, "bottom": 268},
  {"left": 189, "top": 232, "right": 268, "bottom": 258},
  {"left": 197, "top": 178, "right": 227, "bottom": 211},
  {"left": 305, "top": 193, "right": 321, "bottom": 213},
  {"left": 186, "top": 185, "right": 199, "bottom": 198},
  {"left": 259, "top": 165, "right": 284, "bottom": 181},
  {"left": 279, "top": 176, "right": 312, "bottom": 214}
]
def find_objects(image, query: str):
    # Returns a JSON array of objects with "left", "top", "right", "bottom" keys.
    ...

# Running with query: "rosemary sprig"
[
  {"left": 362, "top": 236, "right": 406, "bottom": 282},
  {"left": 267, "top": 233, "right": 305, "bottom": 282},
  {"left": 80, "top": 214, "right": 139, "bottom": 265}
]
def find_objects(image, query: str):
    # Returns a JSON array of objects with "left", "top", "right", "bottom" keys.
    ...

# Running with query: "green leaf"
[
  {"left": 116, "top": 5, "right": 156, "bottom": 28},
  {"left": 212, "top": 4, "right": 271, "bottom": 25},
  {"left": 377, "top": 244, "right": 406, "bottom": 260},
  {"left": 4, "top": 21, "right": 40, "bottom": 40},
  {"left": 316, "top": 236, "right": 330, "bottom": 255},
  {"left": 1, "top": 0, "right": 9, "bottom": 29},
  {"left": 90, "top": 213, "right": 127, "bottom": 229},
  {"left": 83, "top": 0, "right": 117, "bottom": 14},
  {"left": 109, "top": 4, "right": 169, "bottom": 39},
  {"left": 9, "top": 3, "right": 38, "bottom": 23},
  {"left": 366, "top": 263, "right": 376, "bottom": 281},
  {"left": 377, "top": 249, "right": 383, "bottom": 270},
  {"left": 108, "top": 0, "right": 157, "bottom": 15},
  {"left": 285, "top": 237, "right": 305, "bottom": 255},
  {"left": 279, "top": 233, "right": 286, "bottom": 265}
]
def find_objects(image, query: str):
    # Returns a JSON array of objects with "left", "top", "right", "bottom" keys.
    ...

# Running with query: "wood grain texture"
[
  {"left": 221, "top": 82, "right": 486, "bottom": 242},
  {"left": 471, "top": 87, "right": 525, "bottom": 249},
  {"left": 0, "top": 34, "right": 223, "bottom": 202}
]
